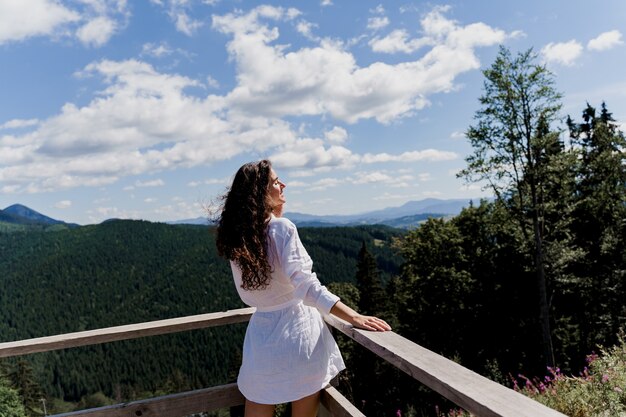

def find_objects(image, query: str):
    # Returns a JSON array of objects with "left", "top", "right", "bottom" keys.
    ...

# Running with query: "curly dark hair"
[{"left": 216, "top": 160, "right": 274, "bottom": 290}]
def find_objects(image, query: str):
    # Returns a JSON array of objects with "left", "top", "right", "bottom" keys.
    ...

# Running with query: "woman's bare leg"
[
  {"left": 244, "top": 399, "right": 275, "bottom": 417},
  {"left": 291, "top": 391, "right": 320, "bottom": 417}
]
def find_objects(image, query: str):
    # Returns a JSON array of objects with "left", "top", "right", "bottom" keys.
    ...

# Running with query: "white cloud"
[
  {"left": 371, "top": 5, "right": 385, "bottom": 15},
  {"left": 350, "top": 170, "right": 413, "bottom": 187},
  {"left": 353, "top": 171, "right": 393, "bottom": 184},
  {"left": 541, "top": 40, "right": 583, "bottom": 66},
  {"left": 0, "top": 5, "right": 492, "bottom": 195},
  {"left": 215, "top": 5, "right": 507, "bottom": 124},
  {"left": 76, "top": 16, "right": 117, "bottom": 47},
  {"left": 296, "top": 20, "right": 318, "bottom": 40},
  {"left": 369, "top": 29, "right": 431, "bottom": 54},
  {"left": 188, "top": 177, "right": 230, "bottom": 187},
  {"left": 271, "top": 139, "right": 358, "bottom": 169},
  {"left": 509, "top": 30, "right": 526, "bottom": 39},
  {"left": 0, "top": 0, "right": 128, "bottom": 47},
  {"left": 284, "top": 180, "right": 308, "bottom": 188},
  {"left": 174, "top": 11, "right": 203, "bottom": 36},
  {"left": 206, "top": 75, "right": 220, "bottom": 88},
  {"left": 321, "top": 0, "right": 332, "bottom": 6},
  {"left": 324, "top": 126, "right": 348, "bottom": 144},
  {"left": 1, "top": 185, "right": 21, "bottom": 194},
  {"left": 0, "top": 58, "right": 296, "bottom": 193},
  {"left": 0, "top": 119, "right": 40, "bottom": 130},
  {"left": 587, "top": 30, "right": 623, "bottom": 51},
  {"left": 151, "top": 0, "right": 204, "bottom": 35},
  {"left": 370, "top": 7, "right": 507, "bottom": 55},
  {"left": 54, "top": 200, "right": 72, "bottom": 209},
  {"left": 0, "top": 42, "right": 461, "bottom": 193},
  {"left": 361, "top": 149, "right": 458, "bottom": 163},
  {"left": 0, "top": 0, "right": 80, "bottom": 44},
  {"left": 142, "top": 42, "right": 174, "bottom": 57},
  {"left": 271, "top": 137, "right": 457, "bottom": 171},
  {"left": 136, "top": 179, "right": 165, "bottom": 187},
  {"left": 310, "top": 177, "right": 344, "bottom": 191},
  {"left": 367, "top": 16, "right": 389, "bottom": 31}
]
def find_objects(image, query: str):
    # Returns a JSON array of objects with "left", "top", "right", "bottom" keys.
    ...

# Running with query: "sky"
[{"left": 1, "top": 0, "right": 625, "bottom": 225}]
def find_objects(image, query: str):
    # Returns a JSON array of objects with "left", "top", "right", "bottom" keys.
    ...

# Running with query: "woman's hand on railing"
[
  {"left": 330, "top": 301, "right": 391, "bottom": 332},
  {"left": 350, "top": 314, "right": 392, "bottom": 332}
]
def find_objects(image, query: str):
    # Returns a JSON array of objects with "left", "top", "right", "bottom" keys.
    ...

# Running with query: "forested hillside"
[{"left": 0, "top": 220, "right": 403, "bottom": 409}]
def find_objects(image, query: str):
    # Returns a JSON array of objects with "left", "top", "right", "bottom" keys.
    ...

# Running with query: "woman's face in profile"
[{"left": 268, "top": 168, "right": 286, "bottom": 208}]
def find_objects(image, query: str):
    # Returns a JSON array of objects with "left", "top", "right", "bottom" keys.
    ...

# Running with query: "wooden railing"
[{"left": 0, "top": 308, "right": 566, "bottom": 417}]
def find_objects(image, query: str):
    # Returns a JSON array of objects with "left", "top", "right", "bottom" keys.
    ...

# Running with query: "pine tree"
[
  {"left": 567, "top": 102, "right": 626, "bottom": 347},
  {"left": 354, "top": 241, "right": 386, "bottom": 317},
  {"left": 7, "top": 360, "right": 44, "bottom": 417}
]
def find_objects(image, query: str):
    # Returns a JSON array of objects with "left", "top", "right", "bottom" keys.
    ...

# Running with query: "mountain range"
[
  {"left": 168, "top": 198, "right": 480, "bottom": 229},
  {"left": 1, "top": 198, "right": 481, "bottom": 230}
]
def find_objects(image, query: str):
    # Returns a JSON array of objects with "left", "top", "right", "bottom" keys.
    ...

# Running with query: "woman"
[{"left": 216, "top": 160, "right": 391, "bottom": 417}]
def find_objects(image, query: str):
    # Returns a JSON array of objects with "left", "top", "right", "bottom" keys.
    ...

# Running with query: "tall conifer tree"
[
  {"left": 567, "top": 102, "right": 626, "bottom": 346},
  {"left": 355, "top": 241, "right": 386, "bottom": 317}
]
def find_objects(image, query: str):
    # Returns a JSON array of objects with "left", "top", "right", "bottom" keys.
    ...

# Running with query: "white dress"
[{"left": 231, "top": 216, "right": 346, "bottom": 404}]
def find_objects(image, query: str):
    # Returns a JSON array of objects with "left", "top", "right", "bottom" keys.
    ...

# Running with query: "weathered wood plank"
[
  {"left": 50, "top": 383, "right": 245, "bottom": 417},
  {"left": 0, "top": 308, "right": 255, "bottom": 358},
  {"left": 324, "top": 315, "right": 566, "bottom": 417},
  {"left": 320, "top": 386, "right": 366, "bottom": 417}
]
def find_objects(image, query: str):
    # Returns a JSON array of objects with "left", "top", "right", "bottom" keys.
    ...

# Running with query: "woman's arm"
[{"left": 330, "top": 301, "right": 391, "bottom": 332}]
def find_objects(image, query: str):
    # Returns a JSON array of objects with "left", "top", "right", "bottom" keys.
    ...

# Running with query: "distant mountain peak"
[{"left": 3, "top": 204, "right": 65, "bottom": 226}]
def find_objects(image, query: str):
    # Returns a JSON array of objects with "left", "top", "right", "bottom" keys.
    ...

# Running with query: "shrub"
[
  {"left": 443, "top": 333, "right": 626, "bottom": 417},
  {"left": 515, "top": 333, "right": 626, "bottom": 416}
]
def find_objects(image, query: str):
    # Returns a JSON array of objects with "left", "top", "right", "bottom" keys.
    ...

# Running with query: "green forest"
[
  {"left": 0, "top": 219, "right": 403, "bottom": 415},
  {"left": 1, "top": 47, "right": 625, "bottom": 416}
]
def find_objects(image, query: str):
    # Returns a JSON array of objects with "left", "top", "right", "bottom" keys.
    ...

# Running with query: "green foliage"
[
  {"left": 354, "top": 242, "right": 387, "bottom": 317},
  {"left": 393, "top": 100, "right": 625, "bottom": 414},
  {"left": 459, "top": 46, "right": 572, "bottom": 368},
  {"left": 564, "top": 102, "right": 626, "bottom": 350},
  {"left": 327, "top": 282, "right": 360, "bottom": 310},
  {"left": 299, "top": 224, "right": 403, "bottom": 285},
  {"left": 393, "top": 216, "right": 476, "bottom": 358},
  {"left": 76, "top": 391, "right": 114, "bottom": 409},
  {"left": 459, "top": 46, "right": 562, "bottom": 202},
  {"left": 0, "top": 219, "right": 402, "bottom": 412},
  {"left": 6, "top": 360, "right": 43, "bottom": 417},
  {"left": 512, "top": 333, "right": 626, "bottom": 417},
  {"left": 0, "top": 220, "right": 248, "bottom": 407},
  {"left": 0, "top": 377, "right": 27, "bottom": 417}
]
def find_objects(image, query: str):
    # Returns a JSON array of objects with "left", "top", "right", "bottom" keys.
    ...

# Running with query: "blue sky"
[{"left": 1, "top": 0, "right": 625, "bottom": 225}]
